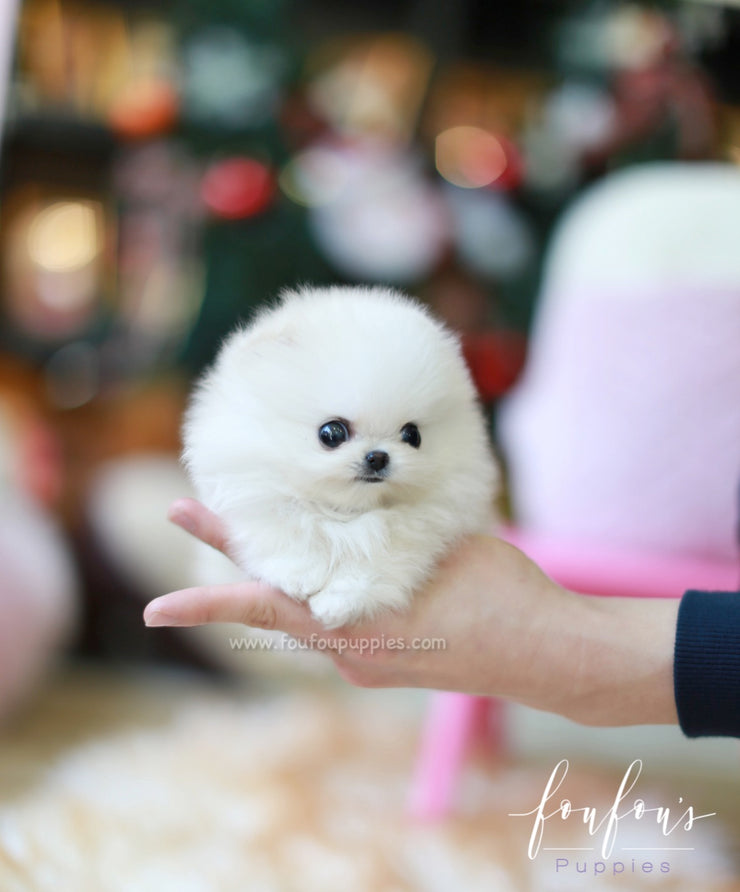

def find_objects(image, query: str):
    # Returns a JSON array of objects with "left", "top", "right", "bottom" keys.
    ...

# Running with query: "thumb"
[{"left": 144, "top": 582, "right": 322, "bottom": 638}]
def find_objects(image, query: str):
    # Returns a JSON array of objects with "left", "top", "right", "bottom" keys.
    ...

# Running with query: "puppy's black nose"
[{"left": 364, "top": 450, "right": 389, "bottom": 472}]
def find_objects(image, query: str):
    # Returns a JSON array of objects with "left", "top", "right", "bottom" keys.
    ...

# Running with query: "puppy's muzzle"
[{"left": 358, "top": 450, "right": 390, "bottom": 482}]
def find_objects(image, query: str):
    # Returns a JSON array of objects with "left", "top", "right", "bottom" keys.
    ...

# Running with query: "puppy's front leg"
[
  {"left": 308, "top": 547, "right": 432, "bottom": 629},
  {"left": 227, "top": 524, "right": 330, "bottom": 602},
  {"left": 307, "top": 509, "right": 444, "bottom": 629},
  {"left": 305, "top": 575, "right": 369, "bottom": 628}
]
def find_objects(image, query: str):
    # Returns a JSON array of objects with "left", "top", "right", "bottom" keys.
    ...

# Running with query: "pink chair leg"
[
  {"left": 407, "top": 528, "right": 728, "bottom": 820},
  {"left": 408, "top": 692, "right": 505, "bottom": 819}
]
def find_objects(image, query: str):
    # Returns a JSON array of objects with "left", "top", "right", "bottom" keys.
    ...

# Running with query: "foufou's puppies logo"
[{"left": 508, "top": 759, "right": 715, "bottom": 864}]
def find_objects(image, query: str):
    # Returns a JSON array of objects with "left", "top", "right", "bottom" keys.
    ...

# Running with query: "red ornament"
[
  {"left": 461, "top": 330, "right": 527, "bottom": 401},
  {"left": 201, "top": 158, "right": 275, "bottom": 220},
  {"left": 487, "top": 135, "right": 525, "bottom": 193},
  {"left": 108, "top": 79, "right": 179, "bottom": 140}
]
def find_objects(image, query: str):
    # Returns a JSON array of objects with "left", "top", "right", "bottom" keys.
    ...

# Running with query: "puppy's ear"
[{"left": 241, "top": 319, "right": 299, "bottom": 356}]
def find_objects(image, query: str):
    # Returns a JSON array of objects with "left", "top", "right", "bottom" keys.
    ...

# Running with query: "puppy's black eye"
[
  {"left": 400, "top": 422, "right": 421, "bottom": 449},
  {"left": 319, "top": 420, "right": 350, "bottom": 449}
]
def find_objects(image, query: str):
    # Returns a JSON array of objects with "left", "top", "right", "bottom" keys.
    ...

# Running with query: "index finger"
[{"left": 168, "top": 498, "right": 235, "bottom": 559}]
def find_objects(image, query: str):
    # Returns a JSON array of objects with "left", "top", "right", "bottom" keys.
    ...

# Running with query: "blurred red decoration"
[
  {"left": 0, "top": 382, "right": 64, "bottom": 508},
  {"left": 461, "top": 330, "right": 527, "bottom": 401},
  {"left": 200, "top": 158, "right": 275, "bottom": 220},
  {"left": 18, "top": 415, "right": 64, "bottom": 508},
  {"left": 487, "top": 135, "right": 525, "bottom": 192},
  {"left": 108, "top": 80, "right": 179, "bottom": 140}
]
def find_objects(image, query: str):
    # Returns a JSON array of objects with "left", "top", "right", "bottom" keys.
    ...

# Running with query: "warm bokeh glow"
[
  {"left": 27, "top": 201, "right": 102, "bottom": 273},
  {"left": 435, "top": 126, "right": 508, "bottom": 189}
]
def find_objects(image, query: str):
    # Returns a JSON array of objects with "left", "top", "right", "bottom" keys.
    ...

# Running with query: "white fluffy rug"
[{"left": 0, "top": 670, "right": 737, "bottom": 891}]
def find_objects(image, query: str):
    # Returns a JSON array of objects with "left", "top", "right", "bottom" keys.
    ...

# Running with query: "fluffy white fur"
[{"left": 183, "top": 286, "right": 497, "bottom": 628}]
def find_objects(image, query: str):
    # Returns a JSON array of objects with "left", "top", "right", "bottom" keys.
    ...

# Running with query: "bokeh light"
[
  {"left": 435, "top": 125, "right": 508, "bottom": 189},
  {"left": 306, "top": 34, "right": 433, "bottom": 143},
  {"left": 27, "top": 201, "right": 102, "bottom": 274},
  {"left": 200, "top": 157, "right": 274, "bottom": 220},
  {"left": 307, "top": 144, "right": 449, "bottom": 283},
  {"left": 278, "top": 146, "right": 353, "bottom": 208},
  {"left": 44, "top": 341, "right": 100, "bottom": 410}
]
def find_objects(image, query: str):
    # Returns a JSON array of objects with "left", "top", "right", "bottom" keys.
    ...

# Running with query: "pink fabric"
[
  {"left": 502, "top": 525, "right": 739, "bottom": 599},
  {"left": 499, "top": 287, "right": 740, "bottom": 563}
]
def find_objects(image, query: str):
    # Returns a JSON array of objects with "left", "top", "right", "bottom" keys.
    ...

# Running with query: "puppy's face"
[
  {"left": 222, "top": 365, "right": 465, "bottom": 515},
  {"left": 304, "top": 413, "right": 429, "bottom": 511},
  {"left": 319, "top": 417, "right": 420, "bottom": 483},
  {"left": 186, "top": 288, "right": 484, "bottom": 515}
]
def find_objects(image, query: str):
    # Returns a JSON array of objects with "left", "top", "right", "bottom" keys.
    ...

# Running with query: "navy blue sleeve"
[{"left": 674, "top": 589, "right": 740, "bottom": 738}]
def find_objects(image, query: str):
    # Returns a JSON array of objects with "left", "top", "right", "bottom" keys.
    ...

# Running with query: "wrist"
[{"left": 542, "top": 591, "right": 679, "bottom": 727}]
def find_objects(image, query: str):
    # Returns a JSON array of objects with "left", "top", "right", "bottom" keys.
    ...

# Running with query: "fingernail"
[
  {"left": 168, "top": 508, "right": 194, "bottom": 534},
  {"left": 144, "top": 608, "right": 181, "bottom": 627}
]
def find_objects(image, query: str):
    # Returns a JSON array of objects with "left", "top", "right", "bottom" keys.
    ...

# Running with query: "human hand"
[
  {"left": 144, "top": 499, "right": 679, "bottom": 726},
  {"left": 144, "top": 499, "right": 564, "bottom": 694}
]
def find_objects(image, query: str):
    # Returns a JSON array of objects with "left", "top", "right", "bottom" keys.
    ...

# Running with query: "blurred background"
[{"left": 1, "top": 0, "right": 740, "bottom": 887}]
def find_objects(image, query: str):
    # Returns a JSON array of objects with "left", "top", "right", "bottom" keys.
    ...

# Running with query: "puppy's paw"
[
  {"left": 308, "top": 583, "right": 374, "bottom": 630},
  {"left": 259, "top": 562, "right": 328, "bottom": 602},
  {"left": 280, "top": 575, "right": 320, "bottom": 602}
]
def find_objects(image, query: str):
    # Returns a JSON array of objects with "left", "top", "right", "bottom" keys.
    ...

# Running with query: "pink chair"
[{"left": 409, "top": 162, "right": 740, "bottom": 819}]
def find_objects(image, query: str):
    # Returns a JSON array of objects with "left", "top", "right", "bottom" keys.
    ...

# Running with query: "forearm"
[{"left": 533, "top": 590, "right": 680, "bottom": 727}]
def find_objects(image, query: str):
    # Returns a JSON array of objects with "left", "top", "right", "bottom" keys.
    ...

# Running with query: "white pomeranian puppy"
[{"left": 182, "top": 286, "right": 498, "bottom": 629}]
